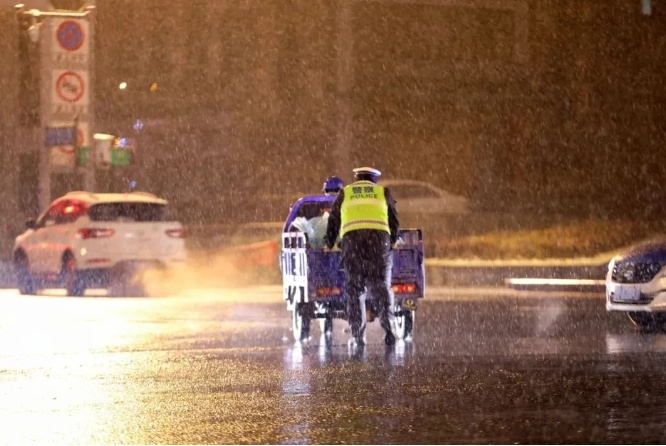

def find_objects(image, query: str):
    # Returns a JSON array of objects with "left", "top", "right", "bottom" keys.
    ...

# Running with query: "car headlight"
[{"left": 608, "top": 257, "right": 616, "bottom": 273}]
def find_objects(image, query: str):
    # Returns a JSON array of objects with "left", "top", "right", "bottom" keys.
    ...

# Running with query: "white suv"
[{"left": 13, "top": 191, "right": 187, "bottom": 296}]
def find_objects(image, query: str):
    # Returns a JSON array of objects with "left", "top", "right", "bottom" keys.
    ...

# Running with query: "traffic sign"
[
  {"left": 44, "top": 126, "right": 76, "bottom": 146},
  {"left": 48, "top": 17, "right": 90, "bottom": 130},
  {"left": 55, "top": 70, "right": 85, "bottom": 103},
  {"left": 56, "top": 20, "right": 85, "bottom": 51},
  {"left": 52, "top": 18, "right": 89, "bottom": 56}
]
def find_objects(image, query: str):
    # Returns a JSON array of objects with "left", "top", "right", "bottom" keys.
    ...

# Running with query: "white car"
[
  {"left": 13, "top": 191, "right": 187, "bottom": 297},
  {"left": 381, "top": 179, "right": 470, "bottom": 214},
  {"left": 606, "top": 238, "right": 666, "bottom": 328}
]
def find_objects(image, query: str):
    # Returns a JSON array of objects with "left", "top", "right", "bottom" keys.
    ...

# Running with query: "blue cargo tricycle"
[{"left": 280, "top": 194, "right": 425, "bottom": 342}]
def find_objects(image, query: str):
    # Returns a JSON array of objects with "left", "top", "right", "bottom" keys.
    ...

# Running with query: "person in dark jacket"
[
  {"left": 322, "top": 176, "right": 344, "bottom": 196},
  {"left": 324, "top": 167, "right": 400, "bottom": 346}
]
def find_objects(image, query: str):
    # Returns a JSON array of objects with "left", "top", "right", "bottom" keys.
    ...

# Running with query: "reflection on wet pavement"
[
  {"left": 605, "top": 332, "right": 666, "bottom": 354},
  {"left": 1, "top": 288, "right": 666, "bottom": 443}
]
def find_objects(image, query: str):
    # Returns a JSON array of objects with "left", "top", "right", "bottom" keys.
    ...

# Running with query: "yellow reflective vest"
[{"left": 340, "top": 181, "right": 390, "bottom": 236}]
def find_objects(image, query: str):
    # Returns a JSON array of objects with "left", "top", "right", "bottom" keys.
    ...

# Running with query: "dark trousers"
[{"left": 341, "top": 229, "right": 394, "bottom": 339}]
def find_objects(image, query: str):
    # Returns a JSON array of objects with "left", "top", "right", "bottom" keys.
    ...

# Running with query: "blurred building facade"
[{"left": 0, "top": 0, "right": 664, "bottom": 235}]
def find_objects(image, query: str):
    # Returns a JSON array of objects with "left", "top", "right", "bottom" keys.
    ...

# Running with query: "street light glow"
[{"left": 118, "top": 82, "right": 127, "bottom": 90}]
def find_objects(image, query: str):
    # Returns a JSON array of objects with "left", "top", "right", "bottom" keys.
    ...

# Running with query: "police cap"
[{"left": 352, "top": 167, "right": 382, "bottom": 178}]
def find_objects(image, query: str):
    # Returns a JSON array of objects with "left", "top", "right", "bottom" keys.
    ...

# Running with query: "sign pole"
[
  {"left": 38, "top": 16, "right": 52, "bottom": 211},
  {"left": 82, "top": 4, "right": 95, "bottom": 192}
]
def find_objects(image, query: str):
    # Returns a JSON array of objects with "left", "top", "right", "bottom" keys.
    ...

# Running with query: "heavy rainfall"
[{"left": 1, "top": 0, "right": 666, "bottom": 444}]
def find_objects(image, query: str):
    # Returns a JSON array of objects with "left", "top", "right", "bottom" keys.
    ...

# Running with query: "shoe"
[{"left": 384, "top": 331, "right": 396, "bottom": 346}]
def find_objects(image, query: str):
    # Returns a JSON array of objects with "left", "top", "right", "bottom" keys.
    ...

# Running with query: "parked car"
[
  {"left": 606, "top": 238, "right": 666, "bottom": 328},
  {"left": 381, "top": 179, "right": 470, "bottom": 214},
  {"left": 13, "top": 191, "right": 187, "bottom": 297}
]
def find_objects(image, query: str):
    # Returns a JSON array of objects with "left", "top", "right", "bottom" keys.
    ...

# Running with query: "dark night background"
[{"left": 0, "top": 0, "right": 664, "bottom": 242}]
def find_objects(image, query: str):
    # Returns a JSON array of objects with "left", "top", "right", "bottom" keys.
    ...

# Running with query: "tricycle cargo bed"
[{"left": 280, "top": 229, "right": 425, "bottom": 306}]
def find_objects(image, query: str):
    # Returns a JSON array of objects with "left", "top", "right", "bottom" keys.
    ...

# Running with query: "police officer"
[
  {"left": 325, "top": 167, "right": 400, "bottom": 346},
  {"left": 322, "top": 176, "right": 344, "bottom": 196}
]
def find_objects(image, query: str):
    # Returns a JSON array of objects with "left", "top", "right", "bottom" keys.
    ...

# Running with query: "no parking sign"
[
  {"left": 56, "top": 20, "right": 85, "bottom": 51},
  {"left": 53, "top": 18, "right": 89, "bottom": 55}
]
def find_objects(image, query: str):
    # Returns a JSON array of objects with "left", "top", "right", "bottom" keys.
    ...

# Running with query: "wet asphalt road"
[{"left": 1, "top": 286, "right": 666, "bottom": 444}]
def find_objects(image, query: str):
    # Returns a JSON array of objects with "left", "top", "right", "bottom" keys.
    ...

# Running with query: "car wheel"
[
  {"left": 109, "top": 280, "right": 146, "bottom": 298},
  {"left": 62, "top": 253, "right": 86, "bottom": 297},
  {"left": 14, "top": 251, "right": 36, "bottom": 295},
  {"left": 108, "top": 265, "right": 147, "bottom": 297},
  {"left": 627, "top": 312, "right": 666, "bottom": 331},
  {"left": 393, "top": 305, "right": 415, "bottom": 341},
  {"left": 292, "top": 303, "right": 312, "bottom": 342}
]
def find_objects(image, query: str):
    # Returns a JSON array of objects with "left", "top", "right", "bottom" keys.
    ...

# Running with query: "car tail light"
[
  {"left": 78, "top": 228, "right": 115, "bottom": 239},
  {"left": 317, "top": 286, "right": 342, "bottom": 297},
  {"left": 64, "top": 202, "right": 89, "bottom": 215},
  {"left": 392, "top": 283, "right": 417, "bottom": 294},
  {"left": 165, "top": 228, "right": 186, "bottom": 238}
]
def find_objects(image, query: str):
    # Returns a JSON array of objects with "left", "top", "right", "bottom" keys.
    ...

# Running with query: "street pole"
[
  {"left": 15, "top": 4, "right": 51, "bottom": 211},
  {"left": 83, "top": 2, "right": 95, "bottom": 192},
  {"left": 38, "top": 12, "right": 52, "bottom": 211}
]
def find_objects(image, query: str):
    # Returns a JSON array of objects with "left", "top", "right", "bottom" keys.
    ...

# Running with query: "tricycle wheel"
[
  {"left": 394, "top": 306, "right": 415, "bottom": 341},
  {"left": 319, "top": 316, "right": 333, "bottom": 337},
  {"left": 292, "top": 303, "right": 312, "bottom": 342}
]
